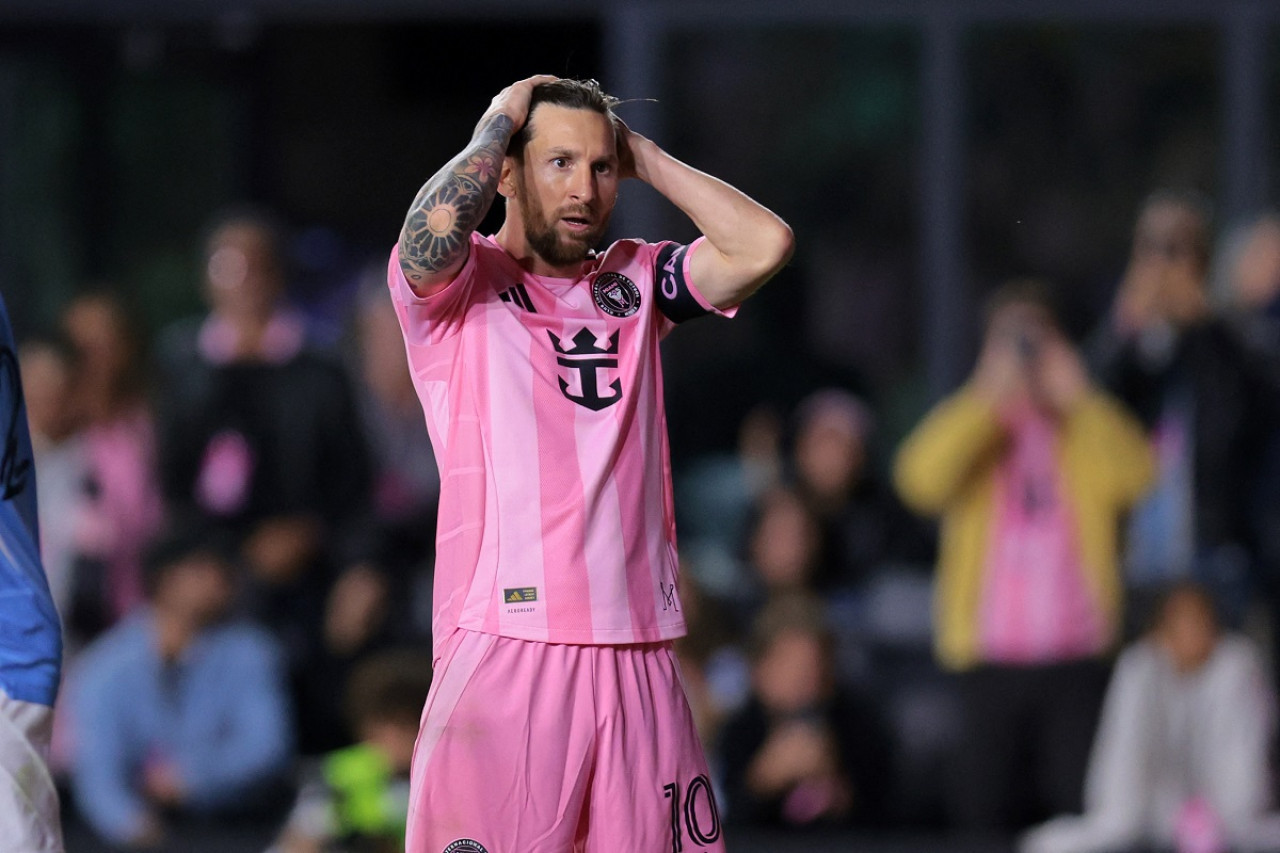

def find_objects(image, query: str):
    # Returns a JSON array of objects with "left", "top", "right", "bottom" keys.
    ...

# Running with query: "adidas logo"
[{"left": 498, "top": 283, "right": 536, "bottom": 313}]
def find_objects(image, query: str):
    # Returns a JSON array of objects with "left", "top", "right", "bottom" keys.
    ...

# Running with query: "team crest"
[
  {"left": 592, "top": 272, "right": 641, "bottom": 318},
  {"left": 442, "top": 841, "right": 489, "bottom": 853}
]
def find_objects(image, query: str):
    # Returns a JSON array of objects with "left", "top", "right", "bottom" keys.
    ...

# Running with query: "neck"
[
  {"left": 153, "top": 609, "right": 197, "bottom": 662},
  {"left": 494, "top": 219, "right": 583, "bottom": 278}
]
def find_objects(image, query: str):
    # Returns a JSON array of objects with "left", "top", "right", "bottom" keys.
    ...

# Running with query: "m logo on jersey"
[
  {"left": 498, "top": 283, "right": 537, "bottom": 313},
  {"left": 592, "top": 272, "right": 641, "bottom": 318},
  {"left": 548, "top": 328, "right": 622, "bottom": 411}
]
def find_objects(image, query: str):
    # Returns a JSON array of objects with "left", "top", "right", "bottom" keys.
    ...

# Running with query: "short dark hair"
[
  {"left": 140, "top": 526, "right": 235, "bottom": 599},
  {"left": 746, "top": 591, "right": 835, "bottom": 664},
  {"left": 1138, "top": 188, "right": 1214, "bottom": 270},
  {"left": 981, "top": 277, "right": 1061, "bottom": 333},
  {"left": 201, "top": 204, "right": 288, "bottom": 272},
  {"left": 344, "top": 647, "right": 435, "bottom": 730},
  {"left": 506, "top": 78, "right": 621, "bottom": 162}
]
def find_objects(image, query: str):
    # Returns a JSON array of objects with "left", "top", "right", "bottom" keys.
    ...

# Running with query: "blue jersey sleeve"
[{"left": 0, "top": 293, "right": 63, "bottom": 706}]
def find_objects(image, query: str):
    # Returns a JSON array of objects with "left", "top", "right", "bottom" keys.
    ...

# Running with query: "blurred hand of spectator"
[
  {"left": 323, "top": 563, "right": 389, "bottom": 656},
  {"left": 1035, "top": 337, "right": 1090, "bottom": 415},
  {"left": 747, "top": 718, "right": 838, "bottom": 794}
]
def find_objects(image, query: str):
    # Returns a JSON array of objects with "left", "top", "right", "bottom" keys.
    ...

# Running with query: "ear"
[{"left": 497, "top": 156, "right": 518, "bottom": 199}]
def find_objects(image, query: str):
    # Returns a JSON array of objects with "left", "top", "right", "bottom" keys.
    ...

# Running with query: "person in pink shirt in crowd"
[
  {"left": 61, "top": 291, "right": 166, "bottom": 636},
  {"left": 387, "top": 75, "right": 793, "bottom": 852},
  {"left": 894, "top": 279, "right": 1156, "bottom": 835}
]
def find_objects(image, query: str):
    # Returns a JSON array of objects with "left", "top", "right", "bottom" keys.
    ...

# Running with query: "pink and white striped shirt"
[{"left": 387, "top": 233, "right": 725, "bottom": 649}]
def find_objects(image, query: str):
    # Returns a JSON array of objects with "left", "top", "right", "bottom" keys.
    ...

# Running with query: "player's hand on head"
[
  {"left": 476, "top": 74, "right": 560, "bottom": 137},
  {"left": 613, "top": 116, "right": 642, "bottom": 181}
]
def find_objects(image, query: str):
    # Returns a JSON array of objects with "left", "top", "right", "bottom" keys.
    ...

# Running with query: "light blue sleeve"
[
  {"left": 181, "top": 627, "right": 295, "bottom": 810},
  {"left": 68, "top": 653, "right": 150, "bottom": 845}
]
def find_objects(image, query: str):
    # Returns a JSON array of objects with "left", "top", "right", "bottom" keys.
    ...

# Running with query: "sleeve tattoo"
[{"left": 398, "top": 113, "right": 516, "bottom": 283}]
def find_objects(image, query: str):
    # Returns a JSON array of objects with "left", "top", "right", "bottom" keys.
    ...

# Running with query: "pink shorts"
[{"left": 407, "top": 629, "right": 725, "bottom": 853}]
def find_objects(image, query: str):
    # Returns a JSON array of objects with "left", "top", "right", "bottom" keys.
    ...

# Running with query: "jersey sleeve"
[
  {"left": 386, "top": 235, "right": 483, "bottom": 346},
  {"left": 652, "top": 237, "right": 737, "bottom": 325}
]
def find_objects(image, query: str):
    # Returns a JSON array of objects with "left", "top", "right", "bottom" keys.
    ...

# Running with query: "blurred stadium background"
[{"left": 2, "top": 1, "right": 1279, "bottom": 851}]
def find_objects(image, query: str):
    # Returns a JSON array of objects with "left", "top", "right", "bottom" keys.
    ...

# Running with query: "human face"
[
  {"left": 205, "top": 223, "right": 283, "bottom": 322},
  {"left": 509, "top": 104, "right": 620, "bottom": 274}
]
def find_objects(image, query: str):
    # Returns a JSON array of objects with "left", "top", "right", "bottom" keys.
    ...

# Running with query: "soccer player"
[
  {"left": 0, "top": 293, "right": 65, "bottom": 852},
  {"left": 387, "top": 76, "right": 793, "bottom": 852}
]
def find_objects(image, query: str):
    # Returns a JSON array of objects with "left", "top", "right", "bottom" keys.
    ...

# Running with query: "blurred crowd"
[{"left": 20, "top": 190, "right": 1280, "bottom": 852}]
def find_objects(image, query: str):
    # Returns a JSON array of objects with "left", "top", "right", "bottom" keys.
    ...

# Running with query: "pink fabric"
[
  {"left": 407, "top": 629, "right": 724, "bottom": 853},
  {"left": 80, "top": 409, "right": 165, "bottom": 619},
  {"left": 978, "top": 407, "right": 1107, "bottom": 663},
  {"left": 387, "top": 235, "right": 719, "bottom": 649},
  {"left": 196, "top": 310, "right": 305, "bottom": 365},
  {"left": 194, "top": 430, "right": 255, "bottom": 517}
]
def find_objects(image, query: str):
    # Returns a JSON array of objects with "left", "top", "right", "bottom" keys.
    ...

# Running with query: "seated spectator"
[
  {"left": 789, "top": 388, "right": 933, "bottom": 590},
  {"left": 743, "top": 486, "right": 831, "bottom": 607},
  {"left": 717, "top": 592, "right": 890, "bottom": 829},
  {"left": 676, "top": 403, "right": 786, "bottom": 600},
  {"left": 270, "top": 647, "right": 433, "bottom": 853},
  {"left": 66, "top": 529, "right": 294, "bottom": 849},
  {"left": 674, "top": 567, "right": 749, "bottom": 751},
  {"left": 1021, "top": 582, "right": 1280, "bottom": 853},
  {"left": 894, "top": 279, "right": 1155, "bottom": 832}
]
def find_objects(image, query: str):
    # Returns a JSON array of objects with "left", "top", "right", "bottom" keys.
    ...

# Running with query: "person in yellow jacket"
[{"left": 894, "top": 279, "right": 1155, "bottom": 834}]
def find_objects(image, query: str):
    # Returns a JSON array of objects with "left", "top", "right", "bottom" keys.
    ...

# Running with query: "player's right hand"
[{"left": 475, "top": 74, "right": 559, "bottom": 137}]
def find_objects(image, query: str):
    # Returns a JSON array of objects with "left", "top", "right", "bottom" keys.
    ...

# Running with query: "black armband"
[{"left": 654, "top": 243, "right": 710, "bottom": 324}]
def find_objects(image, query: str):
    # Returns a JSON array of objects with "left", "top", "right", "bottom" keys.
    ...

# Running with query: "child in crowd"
[{"left": 271, "top": 648, "right": 432, "bottom": 853}]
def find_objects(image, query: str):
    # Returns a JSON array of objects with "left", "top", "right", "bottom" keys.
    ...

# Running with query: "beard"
[{"left": 517, "top": 175, "right": 611, "bottom": 269}]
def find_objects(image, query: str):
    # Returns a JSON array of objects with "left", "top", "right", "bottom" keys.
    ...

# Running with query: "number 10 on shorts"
[{"left": 663, "top": 775, "right": 722, "bottom": 851}]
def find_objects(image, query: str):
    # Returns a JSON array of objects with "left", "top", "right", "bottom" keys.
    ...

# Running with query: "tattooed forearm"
[{"left": 398, "top": 113, "right": 516, "bottom": 284}]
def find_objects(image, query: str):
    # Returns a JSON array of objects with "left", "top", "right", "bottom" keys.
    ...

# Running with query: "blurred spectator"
[
  {"left": 270, "top": 647, "right": 432, "bottom": 853},
  {"left": 676, "top": 403, "right": 785, "bottom": 600},
  {"left": 61, "top": 290, "right": 165, "bottom": 637},
  {"left": 742, "top": 486, "right": 832, "bottom": 611},
  {"left": 1092, "top": 191, "right": 1280, "bottom": 621},
  {"left": 1021, "top": 582, "right": 1280, "bottom": 853},
  {"left": 343, "top": 268, "right": 440, "bottom": 641},
  {"left": 1214, "top": 213, "right": 1280, "bottom": 677},
  {"left": 789, "top": 388, "right": 932, "bottom": 590},
  {"left": 152, "top": 207, "right": 375, "bottom": 754},
  {"left": 674, "top": 567, "right": 749, "bottom": 751},
  {"left": 66, "top": 529, "right": 293, "bottom": 849},
  {"left": 1214, "top": 212, "right": 1280, "bottom": 358},
  {"left": 894, "top": 279, "right": 1155, "bottom": 832},
  {"left": 717, "top": 592, "right": 890, "bottom": 828},
  {"left": 19, "top": 335, "right": 90, "bottom": 624}
]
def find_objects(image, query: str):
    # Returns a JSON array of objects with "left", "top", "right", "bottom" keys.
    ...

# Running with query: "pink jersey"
[{"left": 387, "top": 233, "right": 726, "bottom": 649}]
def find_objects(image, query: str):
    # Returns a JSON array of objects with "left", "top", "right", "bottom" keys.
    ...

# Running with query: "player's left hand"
[{"left": 614, "top": 117, "right": 644, "bottom": 182}]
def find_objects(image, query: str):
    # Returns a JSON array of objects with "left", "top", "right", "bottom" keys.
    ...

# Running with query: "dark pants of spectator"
[{"left": 946, "top": 658, "right": 1111, "bottom": 833}]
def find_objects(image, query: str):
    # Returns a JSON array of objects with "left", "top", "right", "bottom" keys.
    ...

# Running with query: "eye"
[
  {"left": 593, "top": 162, "right": 613, "bottom": 175},
  {"left": 552, "top": 157, "right": 569, "bottom": 168}
]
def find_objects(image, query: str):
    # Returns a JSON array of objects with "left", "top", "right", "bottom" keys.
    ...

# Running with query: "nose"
[{"left": 567, "top": 164, "right": 596, "bottom": 203}]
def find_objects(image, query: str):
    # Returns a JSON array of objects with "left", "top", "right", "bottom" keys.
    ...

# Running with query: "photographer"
[{"left": 893, "top": 279, "right": 1155, "bottom": 833}]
